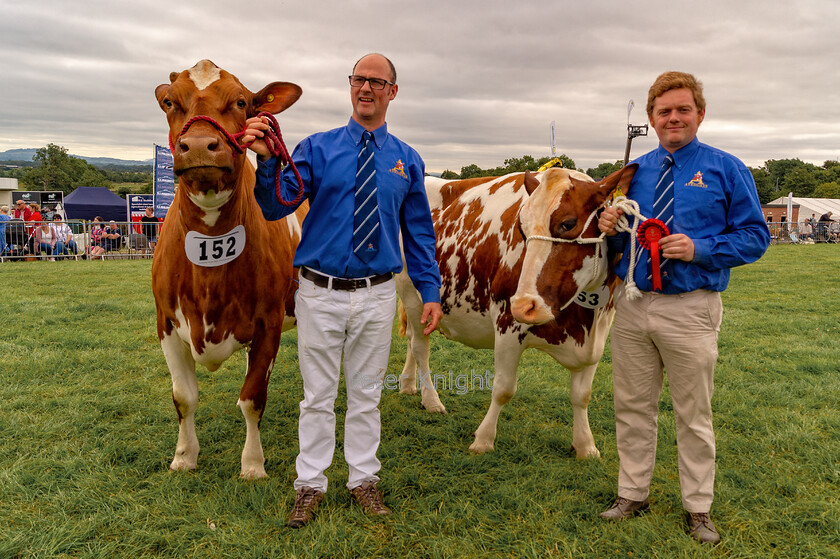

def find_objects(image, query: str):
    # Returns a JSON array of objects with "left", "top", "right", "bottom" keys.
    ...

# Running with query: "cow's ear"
[
  {"left": 155, "top": 84, "right": 171, "bottom": 112},
  {"left": 253, "top": 82, "right": 303, "bottom": 115},
  {"left": 523, "top": 170, "right": 540, "bottom": 195},
  {"left": 601, "top": 163, "right": 638, "bottom": 197}
]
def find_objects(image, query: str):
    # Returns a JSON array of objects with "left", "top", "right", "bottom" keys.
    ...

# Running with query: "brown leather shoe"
[
  {"left": 598, "top": 496, "right": 650, "bottom": 520},
  {"left": 350, "top": 481, "right": 391, "bottom": 515},
  {"left": 285, "top": 486, "right": 324, "bottom": 528},
  {"left": 687, "top": 512, "right": 721, "bottom": 545}
]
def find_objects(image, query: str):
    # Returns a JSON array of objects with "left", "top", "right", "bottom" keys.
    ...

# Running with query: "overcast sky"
[{"left": 1, "top": 0, "right": 838, "bottom": 173}]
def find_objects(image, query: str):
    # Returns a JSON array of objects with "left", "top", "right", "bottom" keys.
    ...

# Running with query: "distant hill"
[{"left": 0, "top": 148, "right": 152, "bottom": 168}]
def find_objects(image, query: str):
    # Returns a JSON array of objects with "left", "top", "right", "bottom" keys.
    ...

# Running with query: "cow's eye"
[
  {"left": 163, "top": 98, "right": 173, "bottom": 109},
  {"left": 560, "top": 218, "right": 577, "bottom": 231},
  {"left": 236, "top": 99, "right": 247, "bottom": 109}
]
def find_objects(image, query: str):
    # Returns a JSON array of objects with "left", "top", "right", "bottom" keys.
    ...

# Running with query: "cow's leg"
[
  {"left": 568, "top": 363, "right": 600, "bottom": 459},
  {"left": 470, "top": 339, "right": 524, "bottom": 454},
  {"left": 161, "top": 332, "right": 200, "bottom": 471},
  {"left": 237, "top": 331, "right": 280, "bottom": 479},
  {"left": 396, "top": 280, "right": 445, "bottom": 413},
  {"left": 399, "top": 335, "right": 418, "bottom": 394},
  {"left": 403, "top": 313, "right": 446, "bottom": 413}
]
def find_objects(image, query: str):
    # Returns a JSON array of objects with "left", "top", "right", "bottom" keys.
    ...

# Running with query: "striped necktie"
[
  {"left": 353, "top": 131, "right": 379, "bottom": 262},
  {"left": 647, "top": 154, "right": 675, "bottom": 286}
]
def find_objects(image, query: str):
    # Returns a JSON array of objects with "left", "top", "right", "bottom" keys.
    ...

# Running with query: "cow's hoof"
[
  {"left": 469, "top": 440, "right": 494, "bottom": 454},
  {"left": 399, "top": 384, "right": 417, "bottom": 395},
  {"left": 572, "top": 445, "right": 601, "bottom": 459},
  {"left": 170, "top": 457, "right": 197, "bottom": 471},
  {"left": 421, "top": 398, "right": 447, "bottom": 414},
  {"left": 239, "top": 467, "right": 268, "bottom": 480}
]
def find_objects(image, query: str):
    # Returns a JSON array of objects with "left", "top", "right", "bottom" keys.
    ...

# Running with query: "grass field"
[{"left": 1, "top": 245, "right": 839, "bottom": 558}]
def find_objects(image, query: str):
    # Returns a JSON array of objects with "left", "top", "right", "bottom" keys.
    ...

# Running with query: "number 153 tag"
[
  {"left": 574, "top": 285, "right": 610, "bottom": 309},
  {"left": 185, "top": 225, "right": 246, "bottom": 267}
]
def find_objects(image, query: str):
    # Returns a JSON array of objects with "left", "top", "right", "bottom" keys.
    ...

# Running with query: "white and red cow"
[
  {"left": 152, "top": 60, "right": 307, "bottom": 478},
  {"left": 396, "top": 165, "right": 637, "bottom": 457}
]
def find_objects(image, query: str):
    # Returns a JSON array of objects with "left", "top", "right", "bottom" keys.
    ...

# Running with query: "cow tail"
[{"left": 398, "top": 299, "right": 408, "bottom": 337}]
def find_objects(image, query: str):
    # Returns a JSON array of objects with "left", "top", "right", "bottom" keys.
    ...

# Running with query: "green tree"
[
  {"left": 459, "top": 163, "right": 484, "bottom": 179},
  {"left": 24, "top": 144, "right": 72, "bottom": 191},
  {"left": 21, "top": 143, "right": 111, "bottom": 194},
  {"left": 440, "top": 169, "right": 460, "bottom": 180},
  {"left": 459, "top": 154, "right": 578, "bottom": 180},
  {"left": 782, "top": 166, "right": 819, "bottom": 197},
  {"left": 750, "top": 167, "right": 775, "bottom": 203},
  {"left": 814, "top": 182, "right": 840, "bottom": 199},
  {"left": 586, "top": 161, "right": 623, "bottom": 180},
  {"left": 502, "top": 155, "right": 539, "bottom": 172},
  {"left": 555, "top": 154, "right": 577, "bottom": 171}
]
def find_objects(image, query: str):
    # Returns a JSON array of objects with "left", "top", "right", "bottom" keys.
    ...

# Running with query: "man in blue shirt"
[
  {"left": 243, "top": 53, "right": 442, "bottom": 528},
  {"left": 597, "top": 72, "right": 770, "bottom": 545}
]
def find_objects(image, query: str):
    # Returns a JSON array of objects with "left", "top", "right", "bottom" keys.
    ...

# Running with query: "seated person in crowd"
[
  {"left": 103, "top": 221, "right": 122, "bottom": 252},
  {"left": 89, "top": 216, "right": 107, "bottom": 258},
  {"left": 140, "top": 207, "right": 160, "bottom": 252},
  {"left": 52, "top": 215, "right": 78, "bottom": 256},
  {"left": 35, "top": 222, "right": 57, "bottom": 260},
  {"left": 799, "top": 220, "right": 813, "bottom": 241}
]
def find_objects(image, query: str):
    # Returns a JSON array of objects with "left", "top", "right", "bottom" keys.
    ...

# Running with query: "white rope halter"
[
  {"left": 524, "top": 196, "right": 653, "bottom": 304},
  {"left": 524, "top": 206, "right": 608, "bottom": 308},
  {"left": 608, "top": 195, "right": 650, "bottom": 301}
]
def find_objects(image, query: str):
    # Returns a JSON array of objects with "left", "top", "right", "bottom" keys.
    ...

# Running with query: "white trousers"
[
  {"left": 611, "top": 287, "right": 722, "bottom": 512},
  {"left": 293, "top": 274, "right": 396, "bottom": 493}
]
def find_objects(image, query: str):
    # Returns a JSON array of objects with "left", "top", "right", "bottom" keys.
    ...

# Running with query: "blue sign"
[{"left": 153, "top": 144, "right": 176, "bottom": 219}]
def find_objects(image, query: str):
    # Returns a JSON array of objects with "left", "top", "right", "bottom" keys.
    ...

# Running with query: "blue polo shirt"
[
  {"left": 610, "top": 137, "right": 770, "bottom": 293},
  {"left": 254, "top": 118, "right": 441, "bottom": 304}
]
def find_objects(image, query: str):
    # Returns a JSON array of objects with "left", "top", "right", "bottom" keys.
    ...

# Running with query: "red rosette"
[{"left": 638, "top": 218, "right": 670, "bottom": 291}]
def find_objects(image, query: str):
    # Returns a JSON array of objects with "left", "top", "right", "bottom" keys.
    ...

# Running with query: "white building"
[
  {"left": 0, "top": 177, "right": 19, "bottom": 208},
  {"left": 765, "top": 196, "right": 840, "bottom": 224}
]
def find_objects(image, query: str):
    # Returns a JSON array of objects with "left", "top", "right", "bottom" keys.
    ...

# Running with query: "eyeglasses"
[{"left": 348, "top": 75, "right": 394, "bottom": 90}]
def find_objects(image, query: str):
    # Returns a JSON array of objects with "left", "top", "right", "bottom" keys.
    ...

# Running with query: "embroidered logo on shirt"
[
  {"left": 686, "top": 171, "right": 707, "bottom": 188},
  {"left": 389, "top": 159, "right": 408, "bottom": 179}
]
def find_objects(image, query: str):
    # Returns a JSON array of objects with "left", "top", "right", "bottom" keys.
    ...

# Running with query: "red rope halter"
[{"left": 169, "top": 112, "right": 304, "bottom": 207}]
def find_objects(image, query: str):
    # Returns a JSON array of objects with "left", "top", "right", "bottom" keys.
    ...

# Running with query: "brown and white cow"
[
  {"left": 152, "top": 60, "right": 306, "bottom": 478},
  {"left": 396, "top": 165, "right": 636, "bottom": 457}
]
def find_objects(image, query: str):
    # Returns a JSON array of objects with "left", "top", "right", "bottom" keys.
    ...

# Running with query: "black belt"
[{"left": 300, "top": 266, "right": 393, "bottom": 291}]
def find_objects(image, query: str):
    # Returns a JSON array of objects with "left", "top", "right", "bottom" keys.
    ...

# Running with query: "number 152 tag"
[{"left": 185, "top": 225, "right": 246, "bottom": 268}]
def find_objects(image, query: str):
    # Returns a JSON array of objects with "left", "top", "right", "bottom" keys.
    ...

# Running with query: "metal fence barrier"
[
  {"left": 767, "top": 221, "right": 839, "bottom": 244},
  {"left": 1, "top": 220, "right": 162, "bottom": 262}
]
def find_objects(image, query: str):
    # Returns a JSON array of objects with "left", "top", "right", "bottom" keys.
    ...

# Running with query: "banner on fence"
[
  {"left": 127, "top": 194, "right": 155, "bottom": 233},
  {"left": 153, "top": 144, "right": 176, "bottom": 219},
  {"left": 12, "top": 191, "right": 65, "bottom": 215}
]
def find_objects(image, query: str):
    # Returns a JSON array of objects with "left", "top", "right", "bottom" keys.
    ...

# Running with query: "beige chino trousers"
[{"left": 610, "top": 286, "right": 722, "bottom": 512}]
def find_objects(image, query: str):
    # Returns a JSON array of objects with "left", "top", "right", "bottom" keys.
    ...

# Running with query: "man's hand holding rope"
[
  {"left": 599, "top": 206, "right": 695, "bottom": 262},
  {"left": 242, "top": 116, "right": 273, "bottom": 160}
]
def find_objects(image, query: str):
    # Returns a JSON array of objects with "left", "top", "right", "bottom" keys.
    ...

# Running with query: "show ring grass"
[{"left": 1, "top": 244, "right": 838, "bottom": 558}]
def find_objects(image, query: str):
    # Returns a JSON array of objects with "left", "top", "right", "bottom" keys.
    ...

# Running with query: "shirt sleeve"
[
  {"left": 691, "top": 163, "right": 771, "bottom": 270},
  {"left": 399, "top": 159, "right": 442, "bottom": 304},
  {"left": 254, "top": 140, "right": 311, "bottom": 221}
]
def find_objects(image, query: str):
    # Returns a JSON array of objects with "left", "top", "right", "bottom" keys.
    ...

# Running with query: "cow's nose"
[
  {"left": 510, "top": 295, "right": 554, "bottom": 325},
  {"left": 178, "top": 134, "right": 222, "bottom": 154}
]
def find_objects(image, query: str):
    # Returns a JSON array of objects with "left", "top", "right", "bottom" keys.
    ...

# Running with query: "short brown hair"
[{"left": 646, "top": 71, "right": 706, "bottom": 119}]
